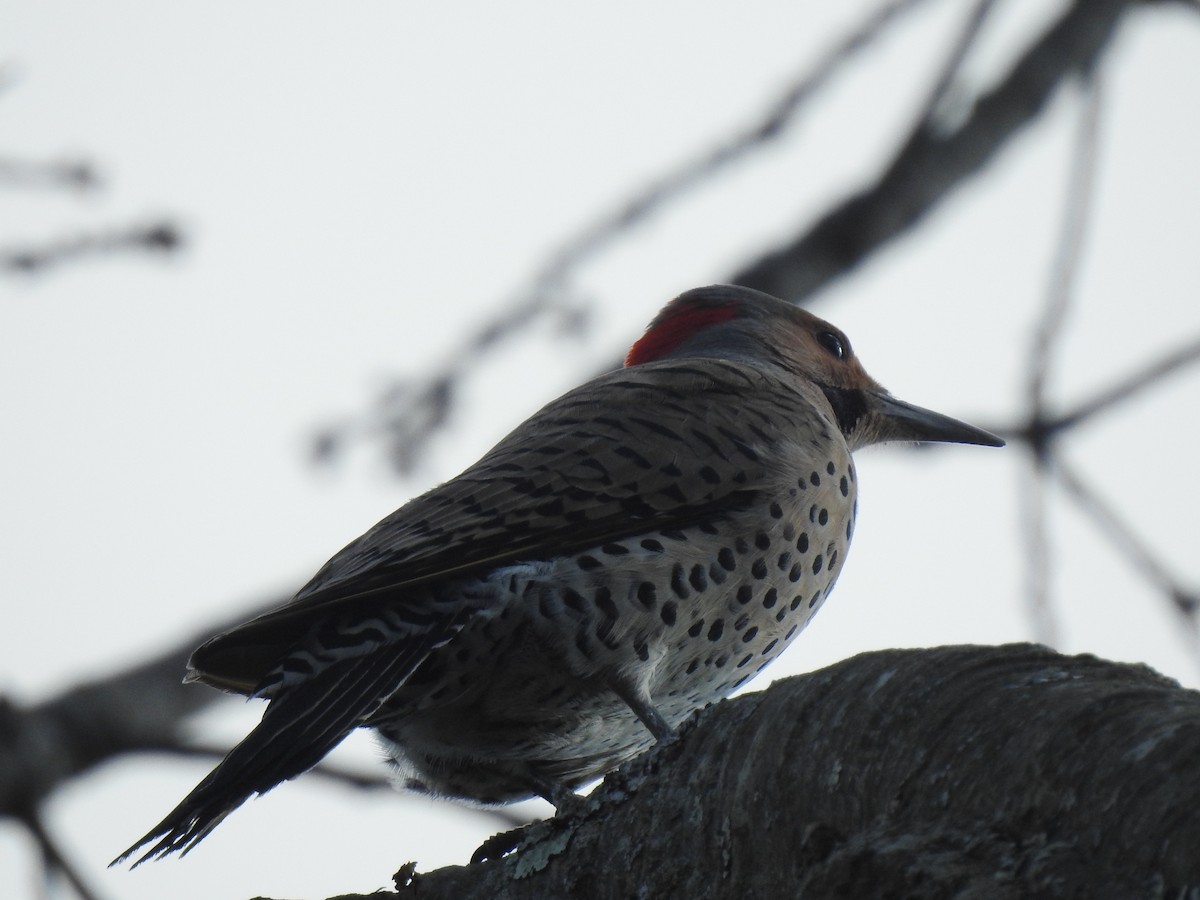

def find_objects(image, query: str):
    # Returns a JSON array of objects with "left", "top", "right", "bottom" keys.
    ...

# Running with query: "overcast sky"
[{"left": 3, "top": 2, "right": 1199, "bottom": 898}]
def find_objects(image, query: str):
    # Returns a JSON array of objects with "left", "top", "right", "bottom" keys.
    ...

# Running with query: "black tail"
[{"left": 113, "top": 636, "right": 442, "bottom": 867}]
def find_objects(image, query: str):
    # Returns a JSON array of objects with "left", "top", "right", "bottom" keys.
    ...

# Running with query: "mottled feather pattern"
[{"left": 116, "top": 285, "right": 1002, "bottom": 866}]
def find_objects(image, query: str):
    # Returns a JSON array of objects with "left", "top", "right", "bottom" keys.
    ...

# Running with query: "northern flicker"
[{"left": 117, "top": 284, "right": 1002, "bottom": 865}]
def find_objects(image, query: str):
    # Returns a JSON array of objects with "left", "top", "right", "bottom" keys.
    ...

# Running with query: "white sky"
[{"left": 3, "top": 2, "right": 1199, "bottom": 898}]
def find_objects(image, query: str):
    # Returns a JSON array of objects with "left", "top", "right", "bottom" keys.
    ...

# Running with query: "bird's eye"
[{"left": 817, "top": 331, "right": 846, "bottom": 360}]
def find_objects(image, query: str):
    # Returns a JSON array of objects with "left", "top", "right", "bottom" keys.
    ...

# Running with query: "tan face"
[{"left": 767, "top": 305, "right": 885, "bottom": 397}]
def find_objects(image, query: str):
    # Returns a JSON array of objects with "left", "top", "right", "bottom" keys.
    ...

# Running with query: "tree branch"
[
  {"left": 265, "top": 644, "right": 1200, "bottom": 899},
  {"left": 311, "top": 0, "right": 938, "bottom": 473},
  {"left": 733, "top": 0, "right": 1129, "bottom": 300},
  {"left": 0, "top": 222, "right": 182, "bottom": 274}
]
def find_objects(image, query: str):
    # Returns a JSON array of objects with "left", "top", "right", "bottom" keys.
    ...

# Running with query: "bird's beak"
[{"left": 868, "top": 391, "right": 1004, "bottom": 448}]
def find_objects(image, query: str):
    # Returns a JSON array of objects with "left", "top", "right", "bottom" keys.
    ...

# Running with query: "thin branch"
[
  {"left": 1026, "top": 80, "right": 1105, "bottom": 424},
  {"left": 133, "top": 742, "right": 534, "bottom": 830},
  {"left": 1054, "top": 458, "right": 1200, "bottom": 669},
  {"left": 902, "top": 0, "right": 1002, "bottom": 141},
  {"left": 312, "top": 0, "right": 936, "bottom": 473},
  {"left": 1017, "top": 70, "right": 1105, "bottom": 645},
  {"left": 1018, "top": 458, "right": 1057, "bottom": 645},
  {"left": 1049, "top": 334, "right": 1200, "bottom": 433},
  {"left": 0, "top": 222, "right": 182, "bottom": 274},
  {"left": 733, "top": 0, "right": 1130, "bottom": 299},
  {"left": 526, "top": 0, "right": 936, "bottom": 295},
  {"left": 22, "top": 809, "right": 106, "bottom": 900},
  {"left": 0, "top": 157, "right": 100, "bottom": 192}
]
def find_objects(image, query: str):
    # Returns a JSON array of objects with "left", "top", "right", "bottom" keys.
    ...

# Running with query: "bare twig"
[
  {"left": 23, "top": 809, "right": 106, "bottom": 900},
  {"left": 1018, "top": 461, "right": 1057, "bottom": 645},
  {"left": 903, "top": 0, "right": 1001, "bottom": 140},
  {"left": 1054, "top": 459, "right": 1200, "bottom": 666},
  {"left": 1050, "top": 334, "right": 1200, "bottom": 433},
  {"left": 1027, "top": 80, "right": 1105, "bottom": 424},
  {"left": 733, "top": 0, "right": 1130, "bottom": 300},
  {"left": 1018, "top": 71, "right": 1106, "bottom": 644},
  {"left": 145, "top": 743, "right": 536, "bottom": 830},
  {"left": 312, "top": 0, "right": 936, "bottom": 473},
  {"left": 0, "top": 157, "right": 100, "bottom": 192},
  {"left": 0, "top": 222, "right": 182, "bottom": 274}
]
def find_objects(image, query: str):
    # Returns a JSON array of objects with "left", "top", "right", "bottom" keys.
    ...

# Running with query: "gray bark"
[{"left": 320, "top": 644, "right": 1200, "bottom": 900}]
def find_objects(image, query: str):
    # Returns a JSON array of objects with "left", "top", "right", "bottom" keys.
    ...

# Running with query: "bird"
[{"left": 116, "top": 284, "right": 1003, "bottom": 866}]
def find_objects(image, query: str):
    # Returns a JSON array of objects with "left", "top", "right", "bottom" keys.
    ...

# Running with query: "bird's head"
[{"left": 626, "top": 285, "right": 1003, "bottom": 452}]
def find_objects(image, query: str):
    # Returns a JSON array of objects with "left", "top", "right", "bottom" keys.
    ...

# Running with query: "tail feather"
[{"left": 113, "top": 627, "right": 451, "bottom": 867}]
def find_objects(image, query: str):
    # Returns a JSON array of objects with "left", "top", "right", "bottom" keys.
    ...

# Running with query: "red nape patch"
[{"left": 625, "top": 301, "right": 739, "bottom": 367}]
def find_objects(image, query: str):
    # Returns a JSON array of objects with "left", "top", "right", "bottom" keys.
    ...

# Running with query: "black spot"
[
  {"left": 826, "top": 461, "right": 836, "bottom": 476},
  {"left": 840, "top": 476, "right": 849, "bottom": 497},
  {"left": 813, "top": 554, "right": 824, "bottom": 574},
  {"left": 688, "top": 620, "right": 704, "bottom": 638},
  {"left": 733, "top": 674, "right": 750, "bottom": 688},
  {"left": 754, "top": 531, "right": 771, "bottom": 551},
  {"left": 818, "top": 508, "right": 829, "bottom": 526},
  {"left": 736, "top": 654, "right": 753, "bottom": 669},
  {"left": 781, "top": 522, "right": 796, "bottom": 542},
  {"left": 829, "top": 549, "right": 839, "bottom": 569},
  {"left": 751, "top": 558, "right": 768, "bottom": 579},
  {"left": 849, "top": 464, "right": 856, "bottom": 482},
  {"left": 640, "top": 538, "right": 665, "bottom": 552},
  {"left": 602, "top": 543, "right": 630, "bottom": 556},
  {"left": 762, "top": 588, "right": 778, "bottom": 609},
  {"left": 734, "top": 536, "right": 750, "bottom": 554},
  {"left": 809, "top": 591, "right": 821, "bottom": 608},
  {"left": 775, "top": 608, "right": 788, "bottom": 622},
  {"left": 769, "top": 501, "right": 784, "bottom": 519},
  {"left": 686, "top": 659, "right": 700, "bottom": 675},
  {"left": 689, "top": 564, "right": 708, "bottom": 592},
  {"left": 736, "top": 585, "right": 753, "bottom": 605},
  {"left": 742, "top": 626, "right": 759, "bottom": 643},
  {"left": 797, "top": 532, "right": 810, "bottom": 553},
  {"left": 637, "top": 582, "right": 657, "bottom": 609},
  {"left": 577, "top": 555, "right": 602, "bottom": 570},
  {"left": 708, "top": 562, "right": 728, "bottom": 585},
  {"left": 697, "top": 521, "right": 720, "bottom": 536},
  {"left": 789, "top": 562, "right": 804, "bottom": 583},
  {"left": 660, "top": 483, "right": 688, "bottom": 504},
  {"left": 714, "top": 655, "right": 729, "bottom": 668},
  {"left": 698, "top": 465, "right": 721, "bottom": 484},
  {"left": 818, "top": 385, "right": 869, "bottom": 439},
  {"left": 563, "top": 589, "right": 586, "bottom": 613},
  {"left": 809, "top": 471, "right": 821, "bottom": 486},
  {"left": 796, "top": 476, "right": 807, "bottom": 490},
  {"left": 662, "top": 528, "right": 688, "bottom": 541},
  {"left": 707, "top": 619, "right": 725, "bottom": 641},
  {"left": 762, "top": 639, "right": 778, "bottom": 655},
  {"left": 615, "top": 445, "right": 653, "bottom": 469},
  {"left": 790, "top": 595, "right": 804, "bottom": 611},
  {"left": 717, "top": 547, "right": 737, "bottom": 571},
  {"left": 809, "top": 504, "right": 819, "bottom": 523},
  {"left": 671, "top": 564, "right": 690, "bottom": 598},
  {"left": 734, "top": 614, "right": 750, "bottom": 631},
  {"left": 594, "top": 587, "right": 618, "bottom": 619},
  {"left": 785, "top": 624, "right": 799, "bottom": 640},
  {"left": 777, "top": 551, "right": 792, "bottom": 571},
  {"left": 846, "top": 518, "right": 854, "bottom": 540},
  {"left": 661, "top": 601, "right": 678, "bottom": 626},
  {"left": 535, "top": 498, "right": 565, "bottom": 517},
  {"left": 634, "top": 641, "right": 650, "bottom": 662}
]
